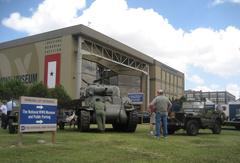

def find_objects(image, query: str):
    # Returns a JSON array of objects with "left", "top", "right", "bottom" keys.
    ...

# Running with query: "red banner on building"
[{"left": 44, "top": 54, "right": 61, "bottom": 88}]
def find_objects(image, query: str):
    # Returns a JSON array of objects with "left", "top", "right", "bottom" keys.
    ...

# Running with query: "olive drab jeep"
[
  {"left": 8, "top": 106, "right": 19, "bottom": 134},
  {"left": 168, "top": 101, "right": 225, "bottom": 136},
  {"left": 75, "top": 84, "right": 138, "bottom": 132}
]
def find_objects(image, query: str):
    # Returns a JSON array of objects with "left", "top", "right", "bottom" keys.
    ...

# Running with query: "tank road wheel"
[
  {"left": 235, "top": 120, "right": 240, "bottom": 130},
  {"left": 125, "top": 110, "right": 138, "bottom": 132},
  {"left": 168, "top": 128, "right": 176, "bottom": 135},
  {"left": 212, "top": 120, "right": 221, "bottom": 134},
  {"left": 235, "top": 125, "right": 240, "bottom": 130},
  {"left": 78, "top": 110, "right": 90, "bottom": 132},
  {"left": 112, "top": 123, "right": 125, "bottom": 131},
  {"left": 186, "top": 120, "right": 199, "bottom": 136}
]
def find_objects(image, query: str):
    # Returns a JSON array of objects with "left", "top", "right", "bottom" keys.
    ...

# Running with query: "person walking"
[
  {"left": 94, "top": 98, "right": 106, "bottom": 132},
  {"left": 150, "top": 89, "right": 172, "bottom": 139}
]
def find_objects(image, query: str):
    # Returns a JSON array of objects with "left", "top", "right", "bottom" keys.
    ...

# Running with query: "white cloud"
[
  {"left": 212, "top": 0, "right": 240, "bottom": 5},
  {"left": 2, "top": 0, "right": 240, "bottom": 96},
  {"left": 2, "top": 0, "right": 86, "bottom": 34},
  {"left": 212, "top": 0, "right": 225, "bottom": 5},
  {"left": 192, "top": 86, "right": 214, "bottom": 92},
  {"left": 226, "top": 84, "right": 240, "bottom": 99},
  {"left": 188, "top": 75, "right": 205, "bottom": 85}
]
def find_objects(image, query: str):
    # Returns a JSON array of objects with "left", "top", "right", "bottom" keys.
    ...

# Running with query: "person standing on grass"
[
  {"left": 148, "top": 104, "right": 156, "bottom": 136},
  {"left": 6, "top": 99, "right": 16, "bottom": 116},
  {"left": 150, "top": 89, "right": 172, "bottom": 139},
  {"left": 94, "top": 98, "right": 106, "bottom": 132},
  {"left": 149, "top": 112, "right": 156, "bottom": 136},
  {"left": 0, "top": 101, "right": 8, "bottom": 129}
]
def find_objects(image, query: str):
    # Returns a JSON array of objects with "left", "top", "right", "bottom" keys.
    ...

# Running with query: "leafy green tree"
[
  {"left": 0, "top": 82, "right": 5, "bottom": 100},
  {"left": 0, "top": 79, "right": 27, "bottom": 100},
  {"left": 49, "top": 85, "right": 71, "bottom": 105},
  {"left": 28, "top": 82, "right": 49, "bottom": 98}
]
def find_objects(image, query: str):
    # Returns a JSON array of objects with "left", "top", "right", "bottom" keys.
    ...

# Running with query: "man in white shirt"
[{"left": 7, "top": 100, "right": 16, "bottom": 115}]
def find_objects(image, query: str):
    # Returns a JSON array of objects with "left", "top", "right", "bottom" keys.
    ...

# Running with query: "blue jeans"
[{"left": 155, "top": 112, "right": 168, "bottom": 137}]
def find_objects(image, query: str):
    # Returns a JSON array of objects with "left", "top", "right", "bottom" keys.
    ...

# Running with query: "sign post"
[{"left": 19, "top": 96, "right": 58, "bottom": 144}]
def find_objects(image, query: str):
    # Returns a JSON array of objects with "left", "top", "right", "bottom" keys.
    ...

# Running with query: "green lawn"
[{"left": 0, "top": 124, "right": 240, "bottom": 163}]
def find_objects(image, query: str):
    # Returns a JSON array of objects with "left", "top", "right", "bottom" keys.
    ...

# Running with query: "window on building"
[
  {"left": 162, "top": 70, "right": 165, "bottom": 81},
  {"left": 177, "top": 77, "right": 183, "bottom": 87},
  {"left": 166, "top": 72, "right": 169, "bottom": 84},
  {"left": 174, "top": 76, "right": 177, "bottom": 86},
  {"left": 210, "top": 92, "right": 217, "bottom": 98}
]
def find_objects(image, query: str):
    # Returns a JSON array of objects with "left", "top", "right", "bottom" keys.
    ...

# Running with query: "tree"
[
  {"left": 49, "top": 85, "right": 71, "bottom": 105},
  {"left": 0, "top": 79, "right": 27, "bottom": 100},
  {"left": 28, "top": 82, "right": 49, "bottom": 98},
  {"left": 0, "top": 82, "right": 5, "bottom": 100}
]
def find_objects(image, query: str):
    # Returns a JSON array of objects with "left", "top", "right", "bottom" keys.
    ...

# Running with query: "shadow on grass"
[
  {"left": 221, "top": 127, "right": 239, "bottom": 131},
  {"left": 58, "top": 126, "right": 133, "bottom": 134},
  {"left": 172, "top": 132, "right": 214, "bottom": 136}
]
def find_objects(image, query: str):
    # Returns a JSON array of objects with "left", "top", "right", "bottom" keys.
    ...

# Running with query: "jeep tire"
[
  {"left": 212, "top": 120, "right": 221, "bottom": 134},
  {"left": 186, "top": 120, "right": 199, "bottom": 136},
  {"left": 8, "top": 119, "right": 17, "bottom": 134},
  {"left": 59, "top": 121, "right": 65, "bottom": 130}
]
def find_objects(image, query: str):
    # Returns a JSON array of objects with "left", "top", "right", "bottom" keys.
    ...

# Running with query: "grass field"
[{"left": 0, "top": 124, "right": 240, "bottom": 163}]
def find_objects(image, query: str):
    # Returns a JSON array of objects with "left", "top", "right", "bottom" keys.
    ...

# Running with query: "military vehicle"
[
  {"left": 69, "top": 84, "right": 138, "bottom": 132},
  {"left": 6, "top": 83, "right": 138, "bottom": 133},
  {"left": 57, "top": 109, "right": 68, "bottom": 130},
  {"left": 168, "top": 100, "right": 225, "bottom": 136},
  {"left": 8, "top": 106, "right": 19, "bottom": 134},
  {"left": 57, "top": 110, "right": 77, "bottom": 129},
  {"left": 222, "top": 102, "right": 240, "bottom": 130}
]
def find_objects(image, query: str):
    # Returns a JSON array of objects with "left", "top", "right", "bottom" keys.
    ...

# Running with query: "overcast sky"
[{"left": 0, "top": 0, "right": 240, "bottom": 99}]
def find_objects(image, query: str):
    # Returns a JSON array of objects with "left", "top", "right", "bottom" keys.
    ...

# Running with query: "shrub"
[
  {"left": 49, "top": 85, "right": 71, "bottom": 105},
  {"left": 0, "top": 79, "right": 27, "bottom": 100},
  {"left": 28, "top": 82, "right": 49, "bottom": 98}
]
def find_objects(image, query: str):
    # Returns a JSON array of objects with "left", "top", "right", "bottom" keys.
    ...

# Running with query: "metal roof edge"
[
  {"left": 0, "top": 24, "right": 153, "bottom": 64},
  {"left": 154, "top": 59, "right": 184, "bottom": 76}
]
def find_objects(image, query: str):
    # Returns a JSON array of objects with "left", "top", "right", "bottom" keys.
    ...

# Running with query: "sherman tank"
[{"left": 73, "top": 84, "right": 138, "bottom": 132}]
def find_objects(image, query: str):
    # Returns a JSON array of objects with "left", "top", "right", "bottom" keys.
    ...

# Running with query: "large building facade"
[
  {"left": 185, "top": 90, "right": 236, "bottom": 104},
  {"left": 0, "top": 24, "right": 184, "bottom": 110},
  {"left": 150, "top": 61, "right": 184, "bottom": 100}
]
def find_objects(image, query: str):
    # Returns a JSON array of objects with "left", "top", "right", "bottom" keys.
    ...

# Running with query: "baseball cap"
[{"left": 157, "top": 89, "right": 163, "bottom": 93}]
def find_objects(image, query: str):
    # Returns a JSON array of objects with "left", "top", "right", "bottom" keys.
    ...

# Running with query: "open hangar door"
[{"left": 75, "top": 37, "right": 150, "bottom": 112}]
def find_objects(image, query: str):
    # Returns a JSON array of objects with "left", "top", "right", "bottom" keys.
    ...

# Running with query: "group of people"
[
  {"left": 93, "top": 89, "right": 172, "bottom": 138},
  {"left": 0, "top": 91, "right": 171, "bottom": 138},
  {"left": 0, "top": 100, "right": 16, "bottom": 129}
]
